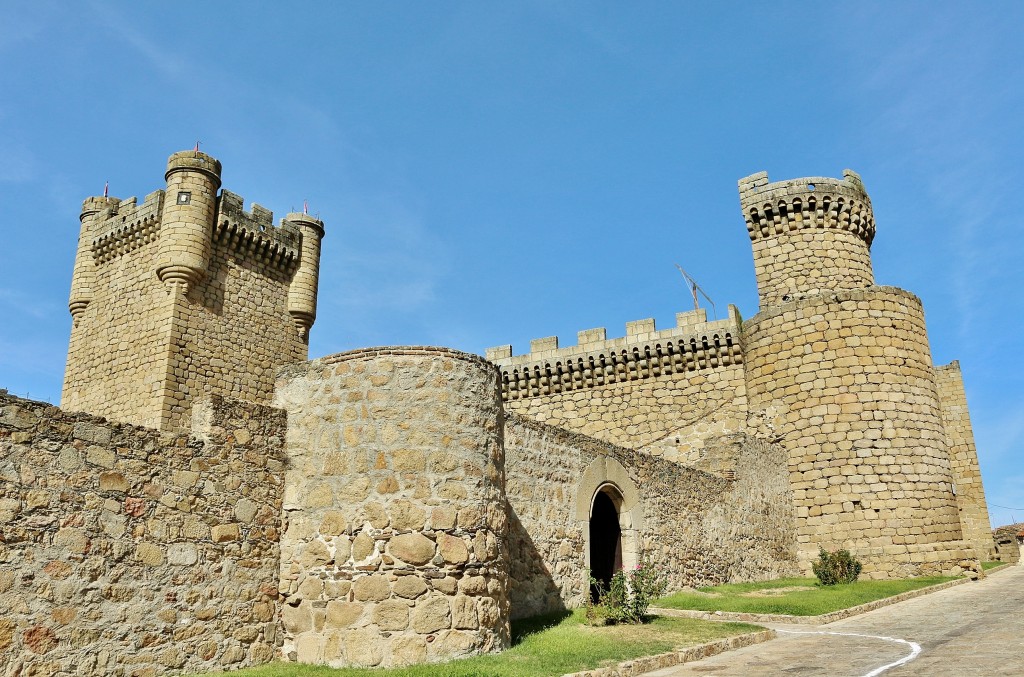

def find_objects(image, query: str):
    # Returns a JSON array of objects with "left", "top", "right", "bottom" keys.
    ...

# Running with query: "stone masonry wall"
[
  {"left": 491, "top": 308, "right": 747, "bottom": 462},
  {"left": 160, "top": 233, "right": 307, "bottom": 430},
  {"left": 273, "top": 348, "right": 510, "bottom": 668},
  {"left": 0, "top": 392, "right": 286, "bottom": 676},
  {"left": 503, "top": 414, "right": 799, "bottom": 619},
  {"left": 63, "top": 196, "right": 174, "bottom": 430},
  {"left": 992, "top": 525, "right": 1021, "bottom": 564},
  {"left": 935, "top": 361, "right": 995, "bottom": 559},
  {"left": 743, "top": 286, "right": 979, "bottom": 577}
]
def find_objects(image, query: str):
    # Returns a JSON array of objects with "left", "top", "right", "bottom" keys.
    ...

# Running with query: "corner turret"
[
  {"left": 739, "top": 169, "right": 875, "bottom": 309},
  {"left": 156, "top": 150, "right": 222, "bottom": 292},
  {"left": 69, "top": 196, "right": 120, "bottom": 324},
  {"left": 283, "top": 212, "right": 325, "bottom": 339}
]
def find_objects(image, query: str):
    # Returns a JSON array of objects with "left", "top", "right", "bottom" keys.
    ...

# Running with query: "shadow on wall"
[{"left": 506, "top": 509, "right": 569, "bottom": 620}]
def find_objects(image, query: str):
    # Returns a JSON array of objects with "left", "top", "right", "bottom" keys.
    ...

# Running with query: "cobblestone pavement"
[{"left": 646, "top": 565, "right": 1024, "bottom": 676}]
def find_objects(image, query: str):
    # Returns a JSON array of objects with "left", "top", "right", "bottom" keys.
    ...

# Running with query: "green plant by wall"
[
  {"left": 586, "top": 559, "right": 668, "bottom": 625},
  {"left": 811, "top": 547, "right": 863, "bottom": 585}
]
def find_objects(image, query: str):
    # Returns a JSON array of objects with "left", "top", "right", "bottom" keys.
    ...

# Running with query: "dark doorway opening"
[{"left": 589, "top": 488, "right": 623, "bottom": 602}]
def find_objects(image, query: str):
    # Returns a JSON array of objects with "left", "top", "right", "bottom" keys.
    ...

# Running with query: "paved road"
[{"left": 647, "top": 564, "right": 1024, "bottom": 677}]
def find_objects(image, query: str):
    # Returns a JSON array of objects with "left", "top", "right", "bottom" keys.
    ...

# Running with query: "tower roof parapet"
[
  {"left": 283, "top": 211, "right": 326, "bottom": 238},
  {"left": 80, "top": 196, "right": 121, "bottom": 221},
  {"left": 165, "top": 150, "right": 222, "bottom": 187},
  {"left": 739, "top": 169, "right": 875, "bottom": 245}
]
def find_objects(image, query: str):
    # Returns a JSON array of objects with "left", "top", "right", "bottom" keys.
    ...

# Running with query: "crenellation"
[
  {"left": 577, "top": 326, "right": 607, "bottom": 345},
  {"left": 530, "top": 335, "right": 558, "bottom": 353},
  {"left": 497, "top": 323, "right": 743, "bottom": 403},
  {"left": 491, "top": 304, "right": 743, "bottom": 371},
  {"left": 675, "top": 308, "right": 707, "bottom": 327},
  {"left": 91, "top": 190, "right": 166, "bottom": 263}
]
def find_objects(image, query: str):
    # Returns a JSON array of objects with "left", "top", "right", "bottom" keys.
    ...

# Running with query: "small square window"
[{"left": 177, "top": 191, "right": 192, "bottom": 205}]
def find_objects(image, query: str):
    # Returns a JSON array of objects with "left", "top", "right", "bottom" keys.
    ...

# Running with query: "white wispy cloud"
[
  {"left": 0, "top": 288, "right": 60, "bottom": 320},
  {"left": 87, "top": 0, "right": 187, "bottom": 81},
  {"left": 325, "top": 198, "right": 446, "bottom": 317}
]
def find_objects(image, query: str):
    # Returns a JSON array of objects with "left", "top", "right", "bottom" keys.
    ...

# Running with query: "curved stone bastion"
[{"left": 273, "top": 347, "right": 510, "bottom": 668}]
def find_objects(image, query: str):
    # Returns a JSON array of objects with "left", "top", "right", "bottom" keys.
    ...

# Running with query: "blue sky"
[{"left": 1, "top": 2, "right": 1021, "bottom": 528}]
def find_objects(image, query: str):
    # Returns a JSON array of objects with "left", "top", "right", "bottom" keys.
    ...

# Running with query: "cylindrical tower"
[
  {"left": 740, "top": 169, "right": 875, "bottom": 309},
  {"left": 744, "top": 288, "right": 968, "bottom": 576},
  {"left": 69, "top": 196, "right": 119, "bottom": 324},
  {"left": 274, "top": 347, "right": 510, "bottom": 668},
  {"left": 284, "top": 212, "right": 325, "bottom": 339},
  {"left": 155, "top": 150, "right": 222, "bottom": 291},
  {"left": 740, "top": 171, "right": 976, "bottom": 578}
]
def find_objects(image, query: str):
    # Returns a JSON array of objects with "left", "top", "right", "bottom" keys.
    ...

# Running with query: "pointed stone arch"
[{"left": 576, "top": 457, "right": 642, "bottom": 599}]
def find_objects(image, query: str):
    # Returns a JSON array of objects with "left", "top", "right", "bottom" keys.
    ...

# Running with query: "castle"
[{"left": 0, "top": 151, "right": 993, "bottom": 674}]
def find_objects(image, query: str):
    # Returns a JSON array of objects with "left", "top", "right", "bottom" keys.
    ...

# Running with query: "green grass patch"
[
  {"left": 981, "top": 561, "right": 1005, "bottom": 571},
  {"left": 194, "top": 610, "right": 760, "bottom": 677},
  {"left": 656, "top": 575, "right": 955, "bottom": 616}
]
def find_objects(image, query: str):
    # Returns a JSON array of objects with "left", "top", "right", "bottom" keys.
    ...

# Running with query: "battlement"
[
  {"left": 739, "top": 170, "right": 875, "bottom": 245},
  {"left": 487, "top": 305, "right": 743, "bottom": 400},
  {"left": 213, "top": 190, "right": 301, "bottom": 271},
  {"left": 90, "top": 190, "right": 165, "bottom": 263}
]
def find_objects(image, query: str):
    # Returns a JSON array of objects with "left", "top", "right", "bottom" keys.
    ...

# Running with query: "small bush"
[
  {"left": 586, "top": 560, "right": 668, "bottom": 624},
  {"left": 812, "top": 547, "right": 863, "bottom": 585}
]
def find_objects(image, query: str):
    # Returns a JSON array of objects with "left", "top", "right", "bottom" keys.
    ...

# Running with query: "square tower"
[{"left": 62, "top": 150, "right": 325, "bottom": 430}]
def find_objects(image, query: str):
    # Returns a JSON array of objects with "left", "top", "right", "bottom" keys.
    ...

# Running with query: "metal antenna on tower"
[{"left": 675, "top": 264, "right": 716, "bottom": 320}]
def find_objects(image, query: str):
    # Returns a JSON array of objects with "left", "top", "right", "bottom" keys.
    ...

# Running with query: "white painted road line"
[{"left": 776, "top": 629, "right": 922, "bottom": 677}]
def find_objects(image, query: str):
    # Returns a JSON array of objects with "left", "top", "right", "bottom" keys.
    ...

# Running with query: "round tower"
[
  {"left": 740, "top": 169, "right": 875, "bottom": 310},
  {"left": 740, "top": 172, "right": 976, "bottom": 578},
  {"left": 155, "top": 150, "right": 222, "bottom": 291},
  {"left": 69, "top": 196, "right": 120, "bottom": 324},
  {"left": 283, "top": 212, "right": 325, "bottom": 339},
  {"left": 275, "top": 348, "right": 510, "bottom": 667}
]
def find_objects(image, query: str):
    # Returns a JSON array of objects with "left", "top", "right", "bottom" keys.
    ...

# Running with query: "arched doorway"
[{"left": 589, "top": 485, "right": 623, "bottom": 601}]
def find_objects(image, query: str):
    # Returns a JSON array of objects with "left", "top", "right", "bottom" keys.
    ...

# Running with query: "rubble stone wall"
[
  {"left": 273, "top": 348, "right": 510, "bottom": 669},
  {"left": 0, "top": 392, "right": 286, "bottom": 677},
  {"left": 503, "top": 414, "right": 799, "bottom": 619}
]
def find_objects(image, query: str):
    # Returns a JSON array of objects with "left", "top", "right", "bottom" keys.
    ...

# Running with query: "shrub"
[
  {"left": 586, "top": 559, "right": 668, "bottom": 624},
  {"left": 812, "top": 547, "right": 863, "bottom": 585}
]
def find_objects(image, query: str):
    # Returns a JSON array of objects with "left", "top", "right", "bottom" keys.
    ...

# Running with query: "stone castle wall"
[
  {"left": 503, "top": 414, "right": 799, "bottom": 619},
  {"left": 62, "top": 151, "right": 322, "bottom": 432},
  {"left": 490, "top": 307, "right": 748, "bottom": 463},
  {"left": 935, "top": 361, "right": 995, "bottom": 559},
  {"left": 272, "top": 348, "right": 510, "bottom": 668},
  {"left": 743, "top": 286, "right": 977, "bottom": 577},
  {"left": 0, "top": 392, "right": 286, "bottom": 676}
]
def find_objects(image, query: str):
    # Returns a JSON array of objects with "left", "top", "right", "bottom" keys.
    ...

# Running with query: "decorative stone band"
[
  {"left": 90, "top": 192, "right": 166, "bottom": 264},
  {"left": 739, "top": 170, "right": 876, "bottom": 245},
  {"left": 499, "top": 331, "right": 742, "bottom": 401}
]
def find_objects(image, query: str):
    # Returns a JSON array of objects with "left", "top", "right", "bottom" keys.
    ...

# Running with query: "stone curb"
[
  {"left": 560, "top": 629, "right": 776, "bottom": 677},
  {"left": 651, "top": 575, "right": 987, "bottom": 626}
]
